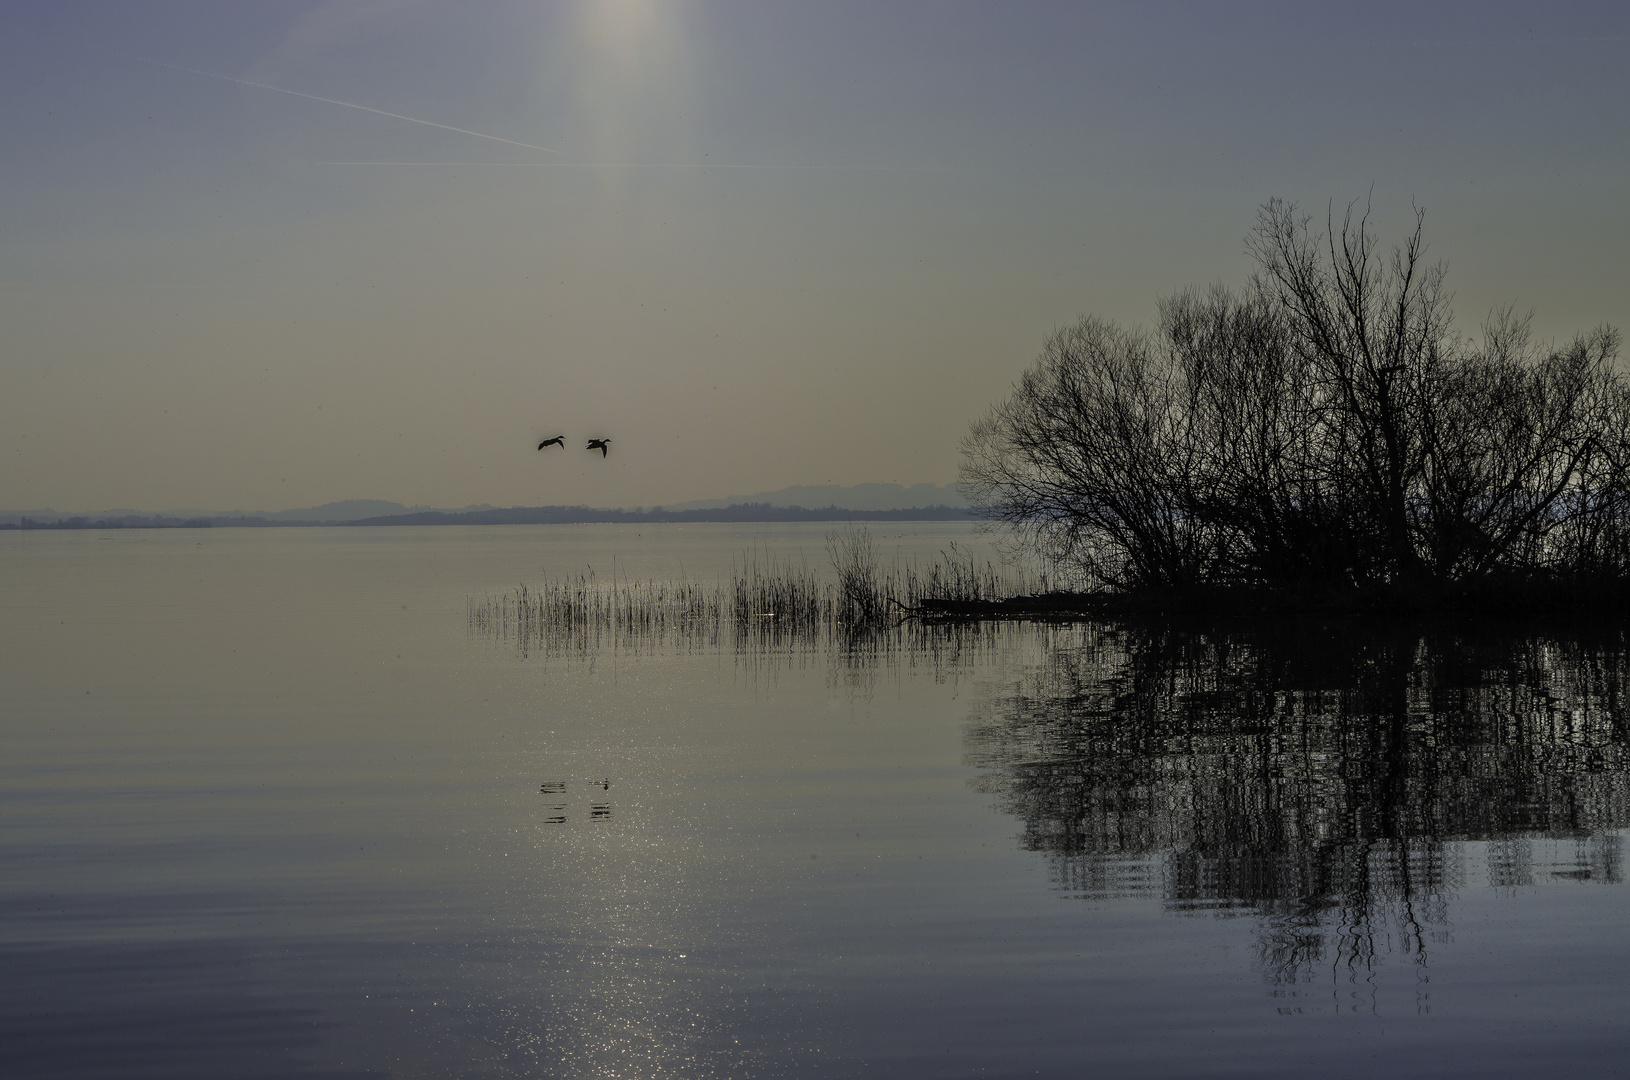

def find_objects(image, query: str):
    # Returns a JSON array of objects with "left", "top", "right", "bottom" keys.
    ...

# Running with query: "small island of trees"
[{"left": 959, "top": 198, "right": 1628, "bottom": 613}]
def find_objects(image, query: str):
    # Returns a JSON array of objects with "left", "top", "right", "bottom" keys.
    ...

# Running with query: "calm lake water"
[{"left": 4, "top": 524, "right": 1628, "bottom": 1078}]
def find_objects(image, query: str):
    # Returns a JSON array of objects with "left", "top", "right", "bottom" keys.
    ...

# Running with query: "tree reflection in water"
[
  {"left": 963, "top": 621, "right": 1629, "bottom": 999},
  {"left": 473, "top": 598, "right": 1628, "bottom": 1005}
]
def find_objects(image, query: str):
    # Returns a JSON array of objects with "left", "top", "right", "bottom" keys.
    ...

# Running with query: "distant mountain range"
[
  {"left": 667, "top": 483, "right": 966, "bottom": 512},
  {"left": 1, "top": 484, "right": 972, "bottom": 529}
]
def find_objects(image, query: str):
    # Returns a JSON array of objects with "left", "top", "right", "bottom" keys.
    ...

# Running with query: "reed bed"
[
  {"left": 731, "top": 552, "right": 827, "bottom": 631},
  {"left": 894, "top": 541, "right": 1055, "bottom": 607},
  {"left": 468, "top": 572, "right": 726, "bottom": 656},
  {"left": 468, "top": 529, "right": 1050, "bottom": 655}
]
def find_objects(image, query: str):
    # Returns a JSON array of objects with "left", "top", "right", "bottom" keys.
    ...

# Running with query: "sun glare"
[{"left": 567, "top": 0, "right": 699, "bottom": 174}]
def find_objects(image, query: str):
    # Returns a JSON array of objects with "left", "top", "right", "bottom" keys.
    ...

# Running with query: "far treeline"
[
  {"left": 1, "top": 504, "right": 971, "bottom": 530},
  {"left": 961, "top": 198, "right": 1627, "bottom": 612}
]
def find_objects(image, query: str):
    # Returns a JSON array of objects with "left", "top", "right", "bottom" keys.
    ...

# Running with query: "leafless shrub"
[{"left": 961, "top": 198, "right": 1629, "bottom": 600}]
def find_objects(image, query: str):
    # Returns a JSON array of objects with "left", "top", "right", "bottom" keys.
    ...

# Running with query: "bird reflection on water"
[
  {"left": 963, "top": 620, "right": 1629, "bottom": 1004},
  {"left": 535, "top": 780, "right": 612, "bottom": 823}
]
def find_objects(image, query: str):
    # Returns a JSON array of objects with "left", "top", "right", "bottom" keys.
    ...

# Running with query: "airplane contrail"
[
  {"left": 317, "top": 161, "right": 866, "bottom": 169},
  {"left": 122, "top": 51, "right": 558, "bottom": 154},
  {"left": 314, "top": 161, "right": 961, "bottom": 172}
]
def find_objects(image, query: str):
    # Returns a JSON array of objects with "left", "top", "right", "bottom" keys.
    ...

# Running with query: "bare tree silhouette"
[{"left": 961, "top": 199, "right": 1629, "bottom": 604}]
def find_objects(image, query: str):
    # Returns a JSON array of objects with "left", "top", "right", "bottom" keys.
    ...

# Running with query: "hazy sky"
[{"left": 3, "top": 1, "right": 1627, "bottom": 511}]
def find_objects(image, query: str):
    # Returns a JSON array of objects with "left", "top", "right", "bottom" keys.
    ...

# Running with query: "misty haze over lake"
[{"left": 0, "top": 483, "right": 970, "bottom": 528}]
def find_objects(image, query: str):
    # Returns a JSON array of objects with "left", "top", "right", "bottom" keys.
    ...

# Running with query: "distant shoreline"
[{"left": 0, "top": 503, "right": 974, "bottom": 531}]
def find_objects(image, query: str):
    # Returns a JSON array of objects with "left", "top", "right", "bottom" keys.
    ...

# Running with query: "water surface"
[{"left": 3, "top": 525, "right": 1627, "bottom": 1077}]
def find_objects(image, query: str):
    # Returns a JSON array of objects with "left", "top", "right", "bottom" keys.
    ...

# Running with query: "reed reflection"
[{"left": 964, "top": 621, "right": 1630, "bottom": 996}]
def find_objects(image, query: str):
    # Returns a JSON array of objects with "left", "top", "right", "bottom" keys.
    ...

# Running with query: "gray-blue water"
[{"left": 4, "top": 525, "right": 1627, "bottom": 1077}]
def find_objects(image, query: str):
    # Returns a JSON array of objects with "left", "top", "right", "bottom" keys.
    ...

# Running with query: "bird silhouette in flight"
[
  {"left": 586, "top": 438, "right": 611, "bottom": 457},
  {"left": 537, "top": 435, "right": 565, "bottom": 450}
]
